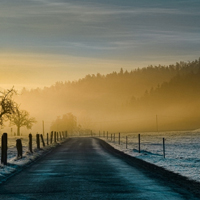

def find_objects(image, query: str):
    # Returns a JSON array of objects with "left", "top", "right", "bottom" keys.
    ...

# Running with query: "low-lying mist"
[{"left": 12, "top": 58, "right": 200, "bottom": 135}]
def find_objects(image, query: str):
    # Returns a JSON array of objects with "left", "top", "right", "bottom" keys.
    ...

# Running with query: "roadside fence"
[
  {"left": 96, "top": 131, "right": 166, "bottom": 158},
  {"left": 0, "top": 131, "right": 68, "bottom": 165}
]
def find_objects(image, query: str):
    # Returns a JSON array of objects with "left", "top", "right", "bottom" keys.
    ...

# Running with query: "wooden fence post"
[
  {"left": 36, "top": 134, "right": 40, "bottom": 149},
  {"left": 50, "top": 131, "right": 53, "bottom": 144},
  {"left": 16, "top": 139, "right": 23, "bottom": 158},
  {"left": 119, "top": 132, "right": 120, "bottom": 145},
  {"left": 138, "top": 134, "right": 141, "bottom": 153},
  {"left": 1, "top": 133, "right": 7, "bottom": 165},
  {"left": 40, "top": 134, "right": 45, "bottom": 147},
  {"left": 29, "top": 133, "right": 33, "bottom": 153},
  {"left": 47, "top": 133, "right": 49, "bottom": 145},
  {"left": 53, "top": 131, "right": 56, "bottom": 143},
  {"left": 54, "top": 131, "right": 56, "bottom": 143},
  {"left": 57, "top": 132, "right": 59, "bottom": 141},
  {"left": 163, "top": 138, "right": 165, "bottom": 158}
]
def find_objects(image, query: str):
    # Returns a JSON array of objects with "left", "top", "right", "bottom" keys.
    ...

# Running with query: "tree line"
[{"left": 16, "top": 58, "right": 200, "bottom": 132}]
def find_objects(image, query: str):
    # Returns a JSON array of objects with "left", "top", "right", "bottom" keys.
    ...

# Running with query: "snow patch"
[
  {"left": 98, "top": 131, "right": 200, "bottom": 183},
  {"left": 0, "top": 136, "right": 64, "bottom": 183}
]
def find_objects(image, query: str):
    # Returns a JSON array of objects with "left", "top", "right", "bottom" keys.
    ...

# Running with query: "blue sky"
[{"left": 0, "top": 0, "right": 200, "bottom": 89}]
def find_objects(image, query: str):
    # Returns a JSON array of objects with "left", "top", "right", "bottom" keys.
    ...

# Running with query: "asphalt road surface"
[{"left": 0, "top": 137, "right": 198, "bottom": 200}]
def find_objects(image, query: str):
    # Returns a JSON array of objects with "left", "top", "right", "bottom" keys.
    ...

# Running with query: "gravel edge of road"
[{"left": 96, "top": 137, "right": 200, "bottom": 198}]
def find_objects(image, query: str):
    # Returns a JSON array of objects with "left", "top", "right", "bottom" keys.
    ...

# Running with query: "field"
[
  {"left": 1, "top": 131, "right": 200, "bottom": 183},
  {"left": 0, "top": 134, "right": 53, "bottom": 180},
  {"left": 99, "top": 131, "right": 200, "bottom": 183},
  {"left": 4, "top": 135, "right": 37, "bottom": 160}
]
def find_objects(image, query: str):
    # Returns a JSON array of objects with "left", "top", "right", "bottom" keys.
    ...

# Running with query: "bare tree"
[
  {"left": 10, "top": 106, "right": 37, "bottom": 136},
  {"left": 0, "top": 87, "right": 17, "bottom": 126}
]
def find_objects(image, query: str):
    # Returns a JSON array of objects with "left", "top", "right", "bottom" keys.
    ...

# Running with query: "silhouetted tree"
[
  {"left": 51, "top": 113, "right": 77, "bottom": 133},
  {"left": 0, "top": 87, "right": 17, "bottom": 126},
  {"left": 10, "top": 106, "right": 37, "bottom": 136}
]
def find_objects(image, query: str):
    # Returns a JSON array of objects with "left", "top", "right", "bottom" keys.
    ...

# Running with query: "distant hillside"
[
  {"left": 128, "top": 60, "right": 200, "bottom": 131},
  {"left": 16, "top": 58, "right": 200, "bottom": 132}
]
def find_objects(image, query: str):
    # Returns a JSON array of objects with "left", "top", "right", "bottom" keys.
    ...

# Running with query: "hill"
[{"left": 15, "top": 58, "right": 200, "bottom": 132}]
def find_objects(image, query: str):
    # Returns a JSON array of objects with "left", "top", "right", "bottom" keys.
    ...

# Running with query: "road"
[{"left": 0, "top": 137, "right": 198, "bottom": 200}]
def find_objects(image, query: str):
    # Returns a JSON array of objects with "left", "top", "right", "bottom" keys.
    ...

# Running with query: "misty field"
[
  {"left": 99, "top": 131, "right": 200, "bottom": 183},
  {"left": 1, "top": 131, "right": 200, "bottom": 183},
  {"left": 0, "top": 135, "right": 37, "bottom": 160}
]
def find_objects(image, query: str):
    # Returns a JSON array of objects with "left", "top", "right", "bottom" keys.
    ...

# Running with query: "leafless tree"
[
  {"left": 10, "top": 106, "right": 37, "bottom": 136},
  {"left": 0, "top": 87, "right": 17, "bottom": 126}
]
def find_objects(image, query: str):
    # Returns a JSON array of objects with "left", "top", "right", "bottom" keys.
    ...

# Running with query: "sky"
[{"left": 0, "top": 0, "right": 200, "bottom": 90}]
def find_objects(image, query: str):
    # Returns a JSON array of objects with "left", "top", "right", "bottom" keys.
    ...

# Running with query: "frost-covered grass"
[
  {"left": 0, "top": 135, "right": 64, "bottom": 183},
  {"left": 1, "top": 132, "right": 200, "bottom": 184},
  {"left": 98, "top": 131, "right": 200, "bottom": 183}
]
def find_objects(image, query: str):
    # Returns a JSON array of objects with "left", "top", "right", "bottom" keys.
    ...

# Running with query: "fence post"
[
  {"left": 36, "top": 134, "right": 40, "bottom": 149},
  {"left": 1, "top": 133, "right": 7, "bottom": 165},
  {"left": 16, "top": 139, "right": 23, "bottom": 158},
  {"left": 119, "top": 132, "right": 120, "bottom": 145},
  {"left": 50, "top": 131, "right": 53, "bottom": 144},
  {"left": 40, "top": 134, "right": 45, "bottom": 147},
  {"left": 29, "top": 133, "right": 33, "bottom": 153},
  {"left": 47, "top": 133, "right": 49, "bottom": 145},
  {"left": 57, "top": 132, "right": 59, "bottom": 141},
  {"left": 163, "top": 138, "right": 165, "bottom": 158},
  {"left": 59, "top": 132, "right": 62, "bottom": 140},
  {"left": 126, "top": 136, "right": 128, "bottom": 149},
  {"left": 138, "top": 134, "right": 140, "bottom": 153},
  {"left": 54, "top": 131, "right": 56, "bottom": 143}
]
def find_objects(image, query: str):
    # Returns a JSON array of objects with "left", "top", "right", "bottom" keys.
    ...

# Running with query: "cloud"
[{"left": 0, "top": 0, "right": 200, "bottom": 79}]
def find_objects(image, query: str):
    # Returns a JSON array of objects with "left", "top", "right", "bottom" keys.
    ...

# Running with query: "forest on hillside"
[{"left": 16, "top": 58, "right": 200, "bottom": 133}]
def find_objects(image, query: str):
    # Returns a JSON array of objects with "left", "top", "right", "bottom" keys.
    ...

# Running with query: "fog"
[{"left": 4, "top": 59, "right": 198, "bottom": 136}]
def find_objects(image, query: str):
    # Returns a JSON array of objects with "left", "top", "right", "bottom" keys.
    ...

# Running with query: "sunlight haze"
[
  {"left": 0, "top": 0, "right": 200, "bottom": 89},
  {"left": 0, "top": 0, "right": 200, "bottom": 134}
]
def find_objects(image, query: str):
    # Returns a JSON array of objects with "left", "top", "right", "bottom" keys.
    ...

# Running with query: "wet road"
[{"left": 0, "top": 137, "right": 198, "bottom": 200}]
